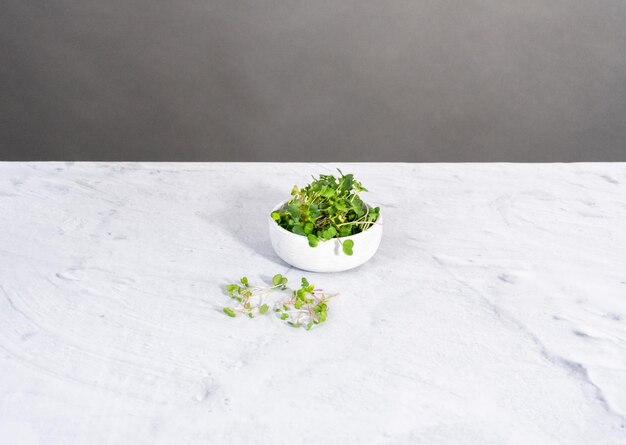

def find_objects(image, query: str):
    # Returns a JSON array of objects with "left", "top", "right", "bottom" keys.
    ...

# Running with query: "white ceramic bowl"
[{"left": 268, "top": 201, "right": 383, "bottom": 272}]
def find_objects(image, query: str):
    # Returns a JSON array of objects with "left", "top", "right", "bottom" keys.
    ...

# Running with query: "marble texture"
[{"left": 1, "top": 162, "right": 625, "bottom": 444}]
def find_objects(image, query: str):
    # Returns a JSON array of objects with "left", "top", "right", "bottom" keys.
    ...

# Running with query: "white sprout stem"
[{"left": 335, "top": 220, "right": 377, "bottom": 227}]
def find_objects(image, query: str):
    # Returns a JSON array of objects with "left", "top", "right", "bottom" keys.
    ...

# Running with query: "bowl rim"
[{"left": 268, "top": 199, "right": 383, "bottom": 241}]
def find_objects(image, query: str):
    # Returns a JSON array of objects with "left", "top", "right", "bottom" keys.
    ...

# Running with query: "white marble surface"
[{"left": 1, "top": 162, "right": 625, "bottom": 444}]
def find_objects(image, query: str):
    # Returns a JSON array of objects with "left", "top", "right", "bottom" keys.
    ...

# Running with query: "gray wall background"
[{"left": 2, "top": 1, "right": 626, "bottom": 161}]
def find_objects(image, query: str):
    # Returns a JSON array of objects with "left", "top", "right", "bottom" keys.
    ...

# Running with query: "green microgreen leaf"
[
  {"left": 223, "top": 307, "right": 236, "bottom": 317},
  {"left": 226, "top": 284, "right": 240, "bottom": 297},
  {"left": 272, "top": 274, "right": 284, "bottom": 286},
  {"left": 307, "top": 234, "right": 318, "bottom": 247},
  {"left": 321, "top": 187, "right": 335, "bottom": 198},
  {"left": 342, "top": 239, "right": 354, "bottom": 256},
  {"left": 326, "top": 226, "right": 337, "bottom": 239}
]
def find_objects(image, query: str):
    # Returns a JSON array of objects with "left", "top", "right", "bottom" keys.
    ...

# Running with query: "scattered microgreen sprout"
[
  {"left": 223, "top": 274, "right": 288, "bottom": 318},
  {"left": 275, "top": 277, "right": 334, "bottom": 330},
  {"left": 223, "top": 274, "right": 336, "bottom": 330},
  {"left": 271, "top": 169, "right": 379, "bottom": 255}
]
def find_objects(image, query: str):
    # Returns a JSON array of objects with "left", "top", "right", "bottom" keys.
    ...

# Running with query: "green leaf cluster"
[
  {"left": 223, "top": 275, "right": 283, "bottom": 318},
  {"left": 275, "top": 277, "right": 330, "bottom": 330},
  {"left": 271, "top": 169, "right": 380, "bottom": 255},
  {"left": 223, "top": 274, "right": 335, "bottom": 330}
]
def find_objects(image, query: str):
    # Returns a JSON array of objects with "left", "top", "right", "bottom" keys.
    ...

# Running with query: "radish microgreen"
[
  {"left": 271, "top": 170, "right": 379, "bottom": 255},
  {"left": 223, "top": 274, "right": 336, "bottom": 330}
]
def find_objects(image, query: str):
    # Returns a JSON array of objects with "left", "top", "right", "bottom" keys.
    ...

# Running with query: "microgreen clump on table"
[
  {"left": 223, "top": 274, "right": 336, "bottom": 330},
  {"left": 275, "top": 278, "right": 330, "bottom": 330},
  {"left": 270, "top": 169, "right": 379, "bottom": 255},
  {"left": 223, "top": 274, "right": 287, "bottom": 318}
]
